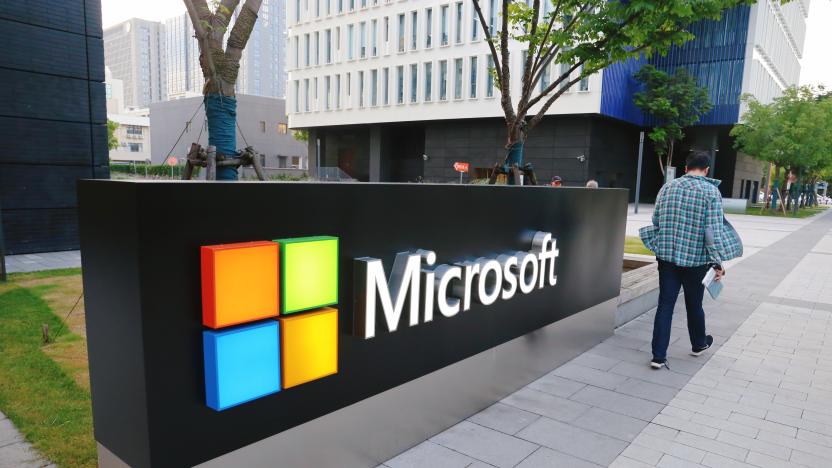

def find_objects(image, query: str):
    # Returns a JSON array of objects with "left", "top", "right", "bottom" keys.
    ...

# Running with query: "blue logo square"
[{"left": 203, "top": 320, "right": 281, "bottom": 411}]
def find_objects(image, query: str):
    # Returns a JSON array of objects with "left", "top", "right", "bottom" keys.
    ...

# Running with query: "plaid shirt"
[{"left": 640, "top": 175, "right": 742, "bottom": 267}]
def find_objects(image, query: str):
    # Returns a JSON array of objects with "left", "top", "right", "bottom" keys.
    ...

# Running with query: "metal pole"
[
  {"left": 0, "top": 201, "right": 6, "bottom": 282},
  {"left": 459, "top": 172, "right": 463, "bottom": 184},
  {"left": 635, "top": 131, "right": 644, "bottom": 214}
]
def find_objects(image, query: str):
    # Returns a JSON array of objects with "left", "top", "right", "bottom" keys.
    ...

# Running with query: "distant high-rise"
[
  {"left": 104, "top": 18, "right": 167, "bottom": 108},
  {"left": 164, "top": 0, "right": 287, "bottom": 99}
]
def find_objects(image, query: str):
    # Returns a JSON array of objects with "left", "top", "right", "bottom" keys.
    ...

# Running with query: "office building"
[
  {"left": 150, "top": 94, "right": 307, "bottom": 172},
  {"left": 0, "top": 0, "right": 108, "bottom": 254},
  {"left": 287, "top": 0, "right": 808, "bottom": 200},
  {"left": 104, "top": 18, "right": 167, "bottom": 108}
]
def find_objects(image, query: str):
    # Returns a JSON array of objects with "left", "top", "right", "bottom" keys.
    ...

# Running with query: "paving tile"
[
  {"left": 550, "top": 363, "right": 630, "bottom": 390},
  {"left": 609, "top": 457, "right": 656, "bottom": 468},
  {"left": 571, "top": 407, "right": 649, "bottom": 442},
  {"left": 620, "top": 442, "right": 664, "bottom": 465},
  {"left": 468, "top": 403, "right": 539, "bottom": 435},
  {"left": 570, "top": 385, "right": 664, "bottom": 421},
  {"left": 657, "top": 454, "right": 705, "bottom": 468},
  {"left": 789, "top": 449, "right": 832, "bottom": 468},
  {"left": 631, "top": 432, "right": 705, "bottom": 463},
  {"left": 756, "top": 429, "right": 832, "bottom": 459},
  {"left": 514, "top": 447, "right": 604, "bottom": 468},
  {"left": 675, "top": 432, "right": 749, "bottom": 461},
  {"left": 527, "top": 373, "right": 587, "bottom": 398},
  {"left": 608, "top": 361, "right": 692, "bottom": 389},
  {"left": 688, "top": 413, "right": 759, "bottom": 438},
  {"left": 713, "top": 431, "right": 787, "bottom": 460},
  {"left": 516, "top": 417, "right": 628, "bottom": 466},
  {"left": 431, "top": 421, "right": 538, "bottom": 468},
  {"left": 502, "top": 388, "right": 591, "bottom": 423},
  {"left": 569, "top": 352, "right": 622, "bottom": 371},
  {"left": 701, "top": 453, "right": 759, "bottom": 468},
  {"left": 616, "top": 378, "right": 681, "bottom": 405},
  {"left": 727, "top": 414, "right": 797, "bottom": 437},
  {"left": 652, "top": 413, "right": 719, "bottom": 439},
  {"left": 385, "top": 441, "right": 475, "bottom": 468}
]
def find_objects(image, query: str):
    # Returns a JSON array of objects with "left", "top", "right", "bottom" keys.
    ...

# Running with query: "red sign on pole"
[{"left": 453, "top": 162, "right": 470, "bottom": 173}]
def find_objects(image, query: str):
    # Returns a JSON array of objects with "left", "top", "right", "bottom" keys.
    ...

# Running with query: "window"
[
  {"left": 315, "top": 0, "right": 320, "bottom": 17},
  {"left": 278, "top": 123, "right": 288, "bottom": 134},
  {"left": 454, "top": 2, "right": 463, "bottom": 44},
  {"left": 325, "top": 29, "right": 332, "bottom": 63},
  {"left": 425, "top": 8, "right": 433, "bottom": 48},
  {"left": 410, "top": 64, "right": 418, "bottom": 102},
  {"left": 489, "top": 0, "right": 497, "bottom": 35},
  {"left": 397, "top": 14, "right": 405, "bottom": 52},
  {"left": 291, "top": 156, "right": 302, "bottom": 169},
  {"left": 540, "top": 62, "right": 550, "bottom": 91},
  {"left": 411, "top": 12, "right": 418, "bottom": 50},
  {"left": 579, "top": 65, "right": 589, "bottom": 91},
  {"left": 397, "top": 65, "right": 404, "bottom": 104},
  {"left": 384, "top": 17, "right": 389, "bottom": 43},
  {"left": 324, "top": 76, "right": 331, "bottom": 110},
  {"left": 293, "top": 37, "right": 299, "bottom": 68},
  {"left": 358, "top": 71, "right": 365, "bottom": 107},
  {"left": 360, "top": 22, "right": 367, "bottom": 58},
  {"left": 326, "top": 0, "right": 331, "bottom": 15},
  {"left": 304, "top": 79, "right": 310, "bottom": 111},
  {"left": 440, "top": 5, "right": 449, "bottom": 45},
  {"left": 361, "top": 0, "right": 367, "bottom": 7},
  {"left": 486, "top": 55, "right": 494, "bottom": 97},
  {"left": 349, "top": 0, "right": 355, "bottom": 11},
  {"left": 454, "top": 58, "right": 463, "bottom": 99},
  {"left": 304, "top": 33, "right": 310, "bottom": 66},
  {"left": 126, "top": 125, "right": 142, "bottom": 136},
  {"left": 371, "top": 69, "right": 378, "bottom": 106},
  {"left": 471, "top": 5, "right": 478, "bottom": 40},
  {"left": 346, "top": 72, "right": 352, "bottom": 104},
  {"left": 295, "top": 0, "right": 301, "bottom": 22},
  {"left": 260, "top": 121, "right": 266, "bottom": 132},
  {"left": 347, "top": 24, "right": 355, "bottom": 59},
  {"left": 383, "top": 68, "right": 389, "bottom": 105},
  {"left": 278, "top": 155, "right": 288, "bottom": 168},
  {"left": 128, "top": 142, "right": 142, "bottom": 152},
  {"left": 560, "top": 62, "right": 570, "bottom": 90},
  {"left": 314, "top": 32, "right": 320, "bottom": 65},
  {"left": 439, "top": 60, "right": 448, "bottom": 100},
  {"left": 335, "top": 74, "right": 341, "bottom": 108},
  {"left": 470, "top": 56, "right": 478, "bottom": 98},
  {"left": 314, "top": 77, "right": 318, "bottom": 108},
  {"left": 338, "top": 0, "right": 343, "bottom": 13},
  {"left": 424, "top": 62, "right": 433, "bottom": 101},
  {"left": 294, "top": 80, "right": 300, "bottom": 112},
  {"left": 371, "top": 19, "right": 378, "bottom": 56}
]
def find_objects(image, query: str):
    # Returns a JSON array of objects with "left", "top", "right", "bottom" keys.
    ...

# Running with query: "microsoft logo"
[{"left": 200, "top": 237, "right": 339, "bottom": 411}]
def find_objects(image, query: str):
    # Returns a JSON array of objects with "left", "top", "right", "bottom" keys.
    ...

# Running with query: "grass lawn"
[
  {"left": 0, "top": 268, "right": 95, "bottom": 467},
  {"left": 741, "top": 205, "right": 829, "bottom": 219},
  {"left": 625, "top": 236, "right": 654, "bottom": 256}
]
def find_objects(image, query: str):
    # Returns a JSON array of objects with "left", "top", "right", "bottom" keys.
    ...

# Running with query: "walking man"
[{"left": 640, "top": 150, "right": 742, "bottom": 369}]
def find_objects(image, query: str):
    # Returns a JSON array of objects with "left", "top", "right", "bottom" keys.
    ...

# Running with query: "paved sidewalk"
[
  {"left": 0, "top": 412, "right": 52, "bottom": 468},
  {"left": 382, "top": 210, "right": 832, "bottom": 468},
  {"left": 3, "top": 250, "right": 81, "bottom": 274}
]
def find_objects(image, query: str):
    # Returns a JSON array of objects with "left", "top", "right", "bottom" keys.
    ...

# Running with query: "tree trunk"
[
  {"left": 763, "top": 162, "right": 773, "bottom": 210},
  {"left": 184, "top": 0, "right": 261, "bottom": 180}
]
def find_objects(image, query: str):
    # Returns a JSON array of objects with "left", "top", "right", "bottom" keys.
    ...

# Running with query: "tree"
[
  {"left": 184, "top": 0, "right": 262, "bottom": 180},
  {"left": 731, "top": 86, "right": 832, "bottom": 211},
  {"left": 633, "top": 65, "right": 712, "bottom": 176},
  {"left": 107, "top": 120, "right": 120, "bottom": 151},
  {"left": 470, "top": 0, "right": 751, "bottom": 183}
]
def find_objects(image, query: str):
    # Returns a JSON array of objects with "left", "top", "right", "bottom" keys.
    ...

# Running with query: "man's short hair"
[{"left": 686, "top": 150, "right": 711, "bottom": 170}]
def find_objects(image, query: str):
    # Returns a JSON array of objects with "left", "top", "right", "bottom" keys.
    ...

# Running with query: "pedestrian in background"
[
  {"left": 585, "top": 180, "right": 599, "bottom": 188},
  {"left": 550, "top": 176, "right": 563, "bottom": 187},
  {"left": 639, "top": 150, "right": 743, "bottom": 369}
]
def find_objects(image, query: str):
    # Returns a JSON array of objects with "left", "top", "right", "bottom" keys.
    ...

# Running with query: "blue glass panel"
[{"left": 204, "top": 320, "right": 281, "bottom": 411}]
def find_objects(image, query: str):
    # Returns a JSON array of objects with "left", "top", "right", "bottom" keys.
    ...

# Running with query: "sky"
[{"left": 101, "top": 0, "right": 831, "bottom": 88}]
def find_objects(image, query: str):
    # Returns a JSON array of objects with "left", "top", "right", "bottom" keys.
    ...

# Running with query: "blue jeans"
[{"left": 652, "top": 260, "right": 709, "bottom": 360}]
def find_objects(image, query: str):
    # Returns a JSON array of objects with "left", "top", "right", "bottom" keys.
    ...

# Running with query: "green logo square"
[{"left": 274, "top": 236, "right": 339, "bottom": 314}]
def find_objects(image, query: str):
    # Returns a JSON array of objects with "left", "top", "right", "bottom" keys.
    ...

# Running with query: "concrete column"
[
  {"left": 369, "top": 125, "right": 382, "bottom": 182},
  {"left": 307, "top": 129, "right": 319, "bottom": 178}
]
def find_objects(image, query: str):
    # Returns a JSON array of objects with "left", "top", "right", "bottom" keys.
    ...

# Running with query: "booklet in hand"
[{"left": 702, "top": 267, "right": 723, "bottom": 300}]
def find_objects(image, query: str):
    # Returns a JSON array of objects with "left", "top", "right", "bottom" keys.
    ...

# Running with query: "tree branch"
[
  {"left": 499, "top": 0, "right": 516, "bottom": 125},
  {"left": 518, "top": 0, "right": 542, "bottom": 115},
  {"left": 530, "top": 0, "right": 563, "bottom": 77},
  {"left": 226, "top": 0, "right": 263, "bottom": 66},
  {"left": 528, "top": 74, "right": 584, "bottom": 129},
  {"left": 212, "top": 0, "right": 241, "bottom": 42},
  {"left": 472, "top": 0, "right": 502, "bottom": 77}
]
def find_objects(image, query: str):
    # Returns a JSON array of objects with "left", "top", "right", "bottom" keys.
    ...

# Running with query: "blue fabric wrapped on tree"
[{"left": 205, "top": 93, "right": 238, "bottom": 180}]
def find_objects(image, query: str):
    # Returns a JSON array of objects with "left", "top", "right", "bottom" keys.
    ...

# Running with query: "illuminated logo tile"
[
  {"left": 279, "top": 307, "right": 338, "bottom": 389},
  {"left": 201, "top": 236, "right": 339, "bottom": 411},
  {"left": 273, "top": 236, "right": 338, "bottom": 315},
  {"left": 201, "top": 241, "right": 279, "bottom": 329},
  {"left": 203, "top": 320, "right": 281, "bottom": 411}
]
